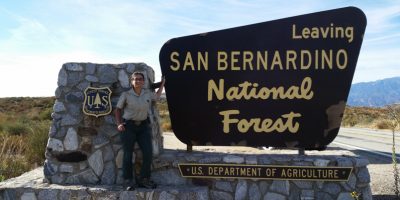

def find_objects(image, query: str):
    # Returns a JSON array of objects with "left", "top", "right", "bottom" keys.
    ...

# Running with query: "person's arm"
[
  {"left": 154, "top": 76, "right": 165, "bottom": 100},
  {"left": 115, "top": 108, "right": 125, "bottom": 132}
]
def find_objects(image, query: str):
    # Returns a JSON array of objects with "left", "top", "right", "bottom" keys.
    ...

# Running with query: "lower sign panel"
[{"left": 178, "top": 163, "right": 352, "bottom": 181}]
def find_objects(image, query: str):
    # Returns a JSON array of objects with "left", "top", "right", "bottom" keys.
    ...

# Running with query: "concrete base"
[
  {"left": 0, "top": 149, "right": 372, "bottom": 200},
  {"left": 0, "top": 168, "right": 208, "bottom": 200}
]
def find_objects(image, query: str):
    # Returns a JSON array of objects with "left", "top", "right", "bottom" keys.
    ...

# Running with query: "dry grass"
[{"left": 0, "top": 97, "right": 53, "bottom": 181}]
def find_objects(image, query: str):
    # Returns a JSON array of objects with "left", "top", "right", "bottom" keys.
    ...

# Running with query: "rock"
[
  {"left": 64, "top": 127, "right": 79, "bottom": 150},
  {"left": 101, "top": 162, "right": 116, "bottom": 185},
  {"left": 103, "top": 145, "right": 114, "bottom": 162},
  {"left": 98, "top": 65, "right": 117, "bottom": 83},
  {"left": 126, "top": 63, "right": 136, "bottom": 73},
  {"left": 38, "top": 189, "right": 58, "bottom": 200},
  {"left": 104, "top": 115, "right": 116, "bottom": 125},
  {"left": 59, "top": 190, "right": 72, "bottom": 200},
  {"left": 66, "top": 63, "right": 83, "bottom": 71},
  {"left": 159, "top": 191, "right": 176, "bottom": 200},
  {"left": 355, "top": 158, "right": 369, "bottom": 167},
  {"left": 259, "top": 181, "right": 269, "bottom": 195},
  {"left": 21, "top": 192, "right": 37, "bottom": 200},
  {"left": 77, "top": 81, "right": 90, "bottom": 91},
  {"left": 198, "top": 156, "right": 221, "bottom": 163},
  {"left": 58, "top": 69, "right": 67, "bottom": 86},
  {"left": 323, "top": 183, "right": 341, "bottom": 195},
  {"left": 235, "top": 179, "right": 247, "bottom": 200},
  {"left": 211, "top": 190, "right": 233, "bottom": 200},
  {"left": 357, "top": 168, "right": 371, "bottom": 183},
  {"left": 341, "top": 174, "right": 356, "bottom": 191},
  {"left": 43, "top": 160, "right": 57, "bottom": 176},
  {"left": 118, "top": 70, "right": 130, "bottom": 88},
  {"left": 249, "top": 183, "right": 261, "bottom": 200},
  {"left": 61, "top": 114, "right": 81, "bottom": 126},
  {"left": 85, "top": 75, "right": 98, "bottom": 82},
  {"left": 93, "top": 134, "right": 110, "bottom": 149},
  {"left": 47, "top": 138, "right": 64, "bottom": 152},
  {"left": 258, "top": 156, "right": 272, "bottom": 164},
  {"left": 98, "top": 124, "right": 119, "bottom": 138},
  {"left": 53, "top": 101, "right": 66, "bottom": 113},
  {"left": 337, "top": 158, "right": 353, "bottom": 167},
  {"left": 293, "top": 180, "right": 312, "bottom": 189},
  {"left": 215, "top": 181, "right": 233, "bottom": 192},
  {"left": 223, "top": 155, "right": 244, "bottom": 164},
  {"left": 115, "top": 149, "right": 124, "bottom": 168},
  {"left": 59, "top": 164, "right": 74, "bottom": 173},
  {"left": 152, "top": 169, "right": 187, "bottom": 185},
  {"left": 67, "top": 72, "right": 84, "bottom": 87},
  {"left": 88, "top": 150, "right": 104, "bottom": 176},
  {"left": 119, "top": 191, "right": 136, "bottom": 200},
  {"left": 245, "top": 156, "right": 258, "bottom": 164},
  {"left": 51, "top": 174, "right": 65, "bottom": 184},
  {"left": 361, "top": 186, "right": 373, "bottom": 200},
  {"left": 55, "top": 87, "right": 63, "bottom": 98},
  {"left": 270, "top": 180, "right": 290, "bottom": 195},
  {"left": 263, "top": 192, "right": 285, "bottom": 200},
  {"left": 337, "top": 192, "right": 353, "bottom": 200},
  {"left": 66, "top": 169, "right": 99, "bottom": 184},
  {"left": 314, "top": 159, "right": 330, "bottom": 167},
  {"left": 301, "top": 190, "right": 314, "bottom": 199},
  {"left": 65, "top": 92, "right": 84, "bottom": 103},
  {"left": 86, "top": 63, "right": 96, "bottom": 74},
  {"left": 49, "top": 123, "right": 57, "bottom": 137}
]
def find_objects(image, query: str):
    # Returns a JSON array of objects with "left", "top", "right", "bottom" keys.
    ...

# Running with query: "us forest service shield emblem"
[{"left": 83, "top": 87, "right": 112, "bottom": 117}]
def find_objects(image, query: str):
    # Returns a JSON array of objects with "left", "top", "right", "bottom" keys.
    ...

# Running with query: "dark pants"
[{"left": 121, "top": 119, "right": 153, "bottom": 180}]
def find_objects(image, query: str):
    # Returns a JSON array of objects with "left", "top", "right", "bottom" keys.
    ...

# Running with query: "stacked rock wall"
[{"left": 44, "top": 62, "right": 163, "bottom": 184}]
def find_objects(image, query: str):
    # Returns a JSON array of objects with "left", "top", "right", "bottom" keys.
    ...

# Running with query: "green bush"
[
  {"left": 4, "top": 122, "right": 29, "bottom": 135},
  {"left": 26, "top": 121, "right": 50, "bottom": 165},
  {"left": 38, "top": 108, "right": 52, "bottom": 121}
]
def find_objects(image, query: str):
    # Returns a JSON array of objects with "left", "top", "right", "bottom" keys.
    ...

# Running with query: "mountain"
[{"left": 347, "top": 77, "right": 400, "bottom": 107}]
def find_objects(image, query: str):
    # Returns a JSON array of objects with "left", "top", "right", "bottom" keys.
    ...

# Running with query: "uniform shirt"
[{"left": 116, "top": 89, "right": 156, "bottom": 121}]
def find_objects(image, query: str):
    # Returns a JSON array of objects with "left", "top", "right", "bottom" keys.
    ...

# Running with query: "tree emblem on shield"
[{"left": 83, "top": 87, "right": 112, "bottom": 117}]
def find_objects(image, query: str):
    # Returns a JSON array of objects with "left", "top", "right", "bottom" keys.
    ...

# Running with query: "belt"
[{"left": 124, "top": 118, "right": 149, "bottom": 126}]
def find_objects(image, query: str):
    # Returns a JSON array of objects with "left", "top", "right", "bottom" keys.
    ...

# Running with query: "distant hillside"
[{"left": 347, "top": 77, "right": 400, "bottom": 107}]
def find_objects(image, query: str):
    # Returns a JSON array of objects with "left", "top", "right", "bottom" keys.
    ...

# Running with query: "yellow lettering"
[
  {"left": 183, "top": 52, "right": 194, "bottom": 71},
  {"left": 170, "top": 51, "right": 180, "bottom": 71},
  {"left": 197, "top": 52, "right": 208, "bottom": 71},
  {"left": 218, "top": 51, "right": 228, "bottom": 70}
]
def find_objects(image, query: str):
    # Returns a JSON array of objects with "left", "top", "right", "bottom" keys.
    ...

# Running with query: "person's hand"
[
  {"left": 161, "top": 76, "right": 165, "bottom": 85},
  {"left": 117, "top": 123, "right": 125, "bottom": 132}
]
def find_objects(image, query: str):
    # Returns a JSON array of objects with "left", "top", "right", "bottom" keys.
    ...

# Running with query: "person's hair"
[{"left": 130, "top": 72, "right": 145, "bottom": 81}]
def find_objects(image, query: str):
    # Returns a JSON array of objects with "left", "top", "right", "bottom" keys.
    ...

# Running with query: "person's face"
[{"left": 131, "top": 74, "right": 144, "bottom": 89}]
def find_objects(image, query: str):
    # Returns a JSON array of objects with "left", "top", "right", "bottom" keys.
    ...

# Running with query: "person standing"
[{"left": 115, "top": 71, "right": 165, "bottom": 190}]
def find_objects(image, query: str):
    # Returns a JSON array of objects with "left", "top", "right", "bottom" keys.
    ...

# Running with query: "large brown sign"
[{"left": 159, "top": 7, "right": 367, "bottom": 149}]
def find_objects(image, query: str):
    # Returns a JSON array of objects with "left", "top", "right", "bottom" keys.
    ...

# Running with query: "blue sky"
[{"left": 0, "top": 0, "right": 399, "bottom": 97}]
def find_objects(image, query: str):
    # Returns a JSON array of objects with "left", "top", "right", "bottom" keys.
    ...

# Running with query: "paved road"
[{"left": 330, "top": 127, "right": 400, "bottom": 160}]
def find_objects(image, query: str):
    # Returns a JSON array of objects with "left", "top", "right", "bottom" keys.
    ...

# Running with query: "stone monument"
[{"left": 44, "top": 62, "right": 163, "bottom": 185}]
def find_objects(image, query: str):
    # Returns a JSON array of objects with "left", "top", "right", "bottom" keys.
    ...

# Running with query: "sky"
[{"left": 0, "top": 0, "right": 399, "bottom": 97}]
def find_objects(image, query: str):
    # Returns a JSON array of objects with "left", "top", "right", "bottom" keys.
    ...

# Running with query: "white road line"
[{"left": 332, "top": 141, "right": 400, "bottom": 160}]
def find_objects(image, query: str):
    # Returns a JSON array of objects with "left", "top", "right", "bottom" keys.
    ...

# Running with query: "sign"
[
  {"left": 82, "top": 87, "right": 112, "bottom": 117},
  {"left": 159, "top": 7, "right": 367, "bottom": 149},
  {"left": 178, "top": 163, "right": 352, "bottom": 181}
]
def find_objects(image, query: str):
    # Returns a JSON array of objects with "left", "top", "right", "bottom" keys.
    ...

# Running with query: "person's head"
[{"left": 130, "top": 72, "right": 145, "bottom": 89}]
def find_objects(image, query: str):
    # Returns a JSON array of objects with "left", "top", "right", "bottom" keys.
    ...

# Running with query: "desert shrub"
[
  {"left": 375, "top": 119, "right": 394, "bottom": 130},
  {"left": 38, "top": 107, "right": 52, "bottom": 121},
  {"left": 26, "top": 121, "right": 50, "bottom": 165},
  {"left": 4, "top": 122, "right": 30, "bottom": 135},
  {"left": 162, "top": 121, "right": 172, "bottom": 132},
  {"left": 0, "top": 134, "right": 29, "bottom": 180}
]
